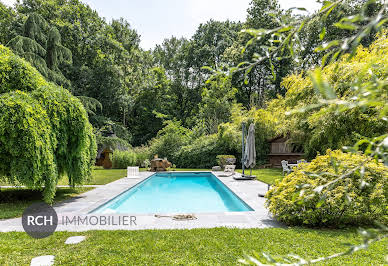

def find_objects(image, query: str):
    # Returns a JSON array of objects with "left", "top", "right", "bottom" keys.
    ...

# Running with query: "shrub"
[
  {"left": 148, "top": 120, "right": 192, "bottom": 164},
  {"left": 217, "top": 104, "right": 277, "bottom": 166},
  {"left": 133, "top": 146, "right": 151, "bottom": 167},
  {"left": 266, "top": 150, "right": 388, "bottom": 227},
  {"left": 31, "top": 84, "right": 96, "bottom": 186},
  {"left": 112, "top": 150, "right": 137, "bottom": 169},
  {"left": 176, "top": 135, "right": 226, "bottom": 168},
  {"left": 216, "top": 155, "right": 236, "bottom": 167}
]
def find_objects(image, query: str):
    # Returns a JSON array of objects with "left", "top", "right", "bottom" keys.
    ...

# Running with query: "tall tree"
[
  {"left": 298, "top": 0, "right": 386, "bottom": 70},
  {"left": 7, "top": 13, "right": 72, "bottom": 87},
  {"left": 197, "top": 75, "right": 237, "bottom": 134},
  {"left": 225, "top": 0, "right": 294, "bottom": 108},
  {"left": 0, "top": 2, "right": 15, "bottom": 45},
  {"left": 153, "top": 37, "right": 198, "bottom": 124}
]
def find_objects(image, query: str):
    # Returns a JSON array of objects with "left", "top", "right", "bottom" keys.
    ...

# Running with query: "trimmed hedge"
[{"left": 266, "top": 150, "right": 388, "bottom": 227}]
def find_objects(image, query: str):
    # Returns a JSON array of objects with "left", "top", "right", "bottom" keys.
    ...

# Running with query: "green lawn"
[
  {"left": 2, "top": 167, "right": 284, "bottom": 187},
  {"left": 1, "top": 169, "right": 129, "bottom": 187},
  {"left": 0, "top": 187, "right": 93, "bottom": 220},
  {"left": 0, "top": 228, "right": 386, "bottom": 265},
  {"left": 58, "top": 168, "right": 128, "bottom": 185},
  {"left": 236, "top": 168, "right": 283, "bottom": 185}
]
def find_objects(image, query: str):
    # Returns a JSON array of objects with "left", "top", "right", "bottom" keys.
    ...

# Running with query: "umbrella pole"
[{"left": 242, "top": 122, "right": 245, "bottom": 176}]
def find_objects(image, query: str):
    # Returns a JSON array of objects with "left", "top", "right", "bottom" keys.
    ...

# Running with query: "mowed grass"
[
  {"left": 0, "top": 228, "right": 386, "bottom": 265},
  {"left": 0, "top": 187, "right": 93, "bottom": 220},
  {"left": 0, "top": 169, "right": 128, "bottom": 187},
  {"left": 236, "top": 168, "right": 283, "bottom": 185},
  {"left": 58, "top": 168, "right": 128, "bottom": 185},
  {"left": 2, "top": 168, "right": 284, "bottom": 187}
]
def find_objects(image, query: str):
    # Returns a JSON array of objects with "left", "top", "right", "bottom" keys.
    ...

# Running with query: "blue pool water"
[{"left": 92, "top": 172, "right": 253, "bottom": 214}]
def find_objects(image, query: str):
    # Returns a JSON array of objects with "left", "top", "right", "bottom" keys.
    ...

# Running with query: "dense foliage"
[
  {"left": 0, "top": 45, "right": 96, "bottom": 202},
  {"left": 0, "top": 91, "right": 57, "bottom": 202},
  {"left": 1, "top": 0, "right": 385, "bottom": 169},
  {"left": 268, "top": 33, "right": 388, "bottom": 159},
  {"left": 266, "top": 150, "right": 388, "bottom": 227},
  {"left": 216, "top": 155, "right": 236, "bottom": 167},
  {"left": 236, "top": 0, "right": 388, "bottom": 263},
  {"left": 112, "top": 150, "right": 137, "bottom": 169},
  {"left": 145, "top": 105, "right": 276, "bottom": 168}
]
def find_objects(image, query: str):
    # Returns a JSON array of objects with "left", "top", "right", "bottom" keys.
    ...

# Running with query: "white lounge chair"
[
  {"left": 281, "top": 160, "right": 292, "bottom": 175},
  {"left": 127, "top": 166, "right": 140, "bottom": 178}
]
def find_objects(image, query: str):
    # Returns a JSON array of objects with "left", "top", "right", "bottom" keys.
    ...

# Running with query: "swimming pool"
[{"left": 92, "top": 172, "right": 253, "bottom": 214}]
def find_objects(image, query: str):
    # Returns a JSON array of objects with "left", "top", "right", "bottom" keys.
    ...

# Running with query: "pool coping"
[
  {"left": 0, "top": 171, "right": 283, "bottom": 232},
  {"left": 89, "top": 172, "right": 255, "bottom": 214}
]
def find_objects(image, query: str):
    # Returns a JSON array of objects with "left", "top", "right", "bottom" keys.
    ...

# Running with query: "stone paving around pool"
[{"left": 0, "top": 172, "right": 282, "bottom": 232}]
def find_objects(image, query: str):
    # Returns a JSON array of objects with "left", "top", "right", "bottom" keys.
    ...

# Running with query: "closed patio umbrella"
[
  {"left": 239, "top": 123, "right": 256, "bottom": 180},
  {"left": 244, "top": 123, "right": 256, "bottom": 168}
]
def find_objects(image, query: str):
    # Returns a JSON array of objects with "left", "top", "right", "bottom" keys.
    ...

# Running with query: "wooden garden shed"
[
  {"left": 96, "top": 148, "right": 113, "bottom": 169},
  {"left": 268, "top": 136, "right": 304, "bottom": 168}
]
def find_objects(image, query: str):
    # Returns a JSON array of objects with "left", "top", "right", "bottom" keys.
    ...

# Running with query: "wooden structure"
[
  {"left": 150, "top": 157, "right": 172, "bottom": 172},
  {"left": 96, "top": 148, "right": 113, "bottom": 169},
  {"left": 268, "top": 136, "right": 303, "bottom": 168}
]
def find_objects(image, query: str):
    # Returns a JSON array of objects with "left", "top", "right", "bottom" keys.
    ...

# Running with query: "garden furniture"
[{"left": 281, "top": 160, "right": 293, "bottom": 175}]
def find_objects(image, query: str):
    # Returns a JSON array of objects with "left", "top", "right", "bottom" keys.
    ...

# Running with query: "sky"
[{"left": 2, "top": 0, "right": 321, "bottom": 50}]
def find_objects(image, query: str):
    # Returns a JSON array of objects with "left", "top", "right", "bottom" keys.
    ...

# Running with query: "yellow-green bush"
[
  {"left": 216, "top": 155, "right": 236, "bottom": 167},
  {"left": 133, "top": 146, "right": 151, "bottom": 167},
  {"left": 268, "top": 33, "right": 388, "bottom": 159},
  {"left": 0, "top": 45, "right": 46, "bottom": 93},
  {"left": 266, "top": 150, "right": 388, "bottom": 227},
  {"left": 217, "top": 104, "right": 277, "bottom": 165}
]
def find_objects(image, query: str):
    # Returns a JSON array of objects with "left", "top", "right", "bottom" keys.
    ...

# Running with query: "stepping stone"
[
  {"left": 65, "top": 236, "right": 86, "bottom": 244},
  {"left": 30, "top": 255, "right": 54, "bottom": 266}
]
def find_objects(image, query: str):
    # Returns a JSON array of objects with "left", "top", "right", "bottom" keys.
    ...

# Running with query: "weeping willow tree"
[
  {"left": 0, "top": 45, "right": 96, "bottom": 203},
  {"left": 7, "top": 13, "right": 71, "bottom": 88}
]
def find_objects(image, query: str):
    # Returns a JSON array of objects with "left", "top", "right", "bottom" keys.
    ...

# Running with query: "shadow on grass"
[{"left": 0, "top": 187, "right": 93, "bottom": 220}]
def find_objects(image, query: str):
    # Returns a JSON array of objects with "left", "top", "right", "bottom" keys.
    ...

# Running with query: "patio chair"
[
  {"left": 217, "top": 165, "right": 236, "bottom": 177},
  {"left": 127, "top": 166, "right": 140, "bottom": 178},
  {"left": 281, "top": 160, "right": 292, "bottom": 175}
]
